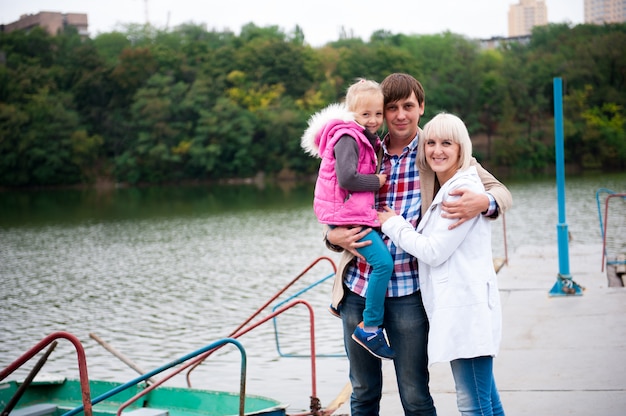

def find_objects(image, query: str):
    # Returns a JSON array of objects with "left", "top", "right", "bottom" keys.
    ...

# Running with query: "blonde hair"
[
  {"left": 418, "top": 112, "right": 472, "bottom": 171},
  {"left": 344, "top": 78, "right": 383, "bottom": 113}
]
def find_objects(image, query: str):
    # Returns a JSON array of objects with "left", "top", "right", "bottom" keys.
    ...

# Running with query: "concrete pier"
[{"left": 332, "top": 243, "right": 626, "bottom": 415}]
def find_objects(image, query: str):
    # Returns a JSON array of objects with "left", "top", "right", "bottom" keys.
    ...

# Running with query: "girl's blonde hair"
[
  {"left": 344, "top": 78, "right": 383, "bottom": 112},
  {"left": 418, "top": 112, "right": 472, "bottom": 171}
]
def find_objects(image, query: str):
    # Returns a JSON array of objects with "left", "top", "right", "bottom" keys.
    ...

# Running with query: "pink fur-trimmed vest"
[{"left": 301, "top": 104, "right": 380, "bottom": 227}]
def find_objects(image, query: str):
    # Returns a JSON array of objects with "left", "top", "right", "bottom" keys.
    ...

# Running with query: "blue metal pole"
[
  {"left": 549, "top": 77, "right": 583, "bottom": 296},
  {"left": 554, "top": 78, "right": 570, "bottom": 277}
]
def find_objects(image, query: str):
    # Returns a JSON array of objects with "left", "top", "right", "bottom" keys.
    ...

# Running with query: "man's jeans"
[{"left": 342, "top": 288, "right": 437, "bottom": 416}]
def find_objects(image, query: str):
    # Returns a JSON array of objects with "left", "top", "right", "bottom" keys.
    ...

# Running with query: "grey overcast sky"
[{"left": 2, "top": 1, "right": 584, "bottom": 47}]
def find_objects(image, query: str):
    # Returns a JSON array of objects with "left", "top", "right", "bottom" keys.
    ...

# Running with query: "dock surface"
[{"left": 332, "top": 243, "right": 626, "bottom": 415}]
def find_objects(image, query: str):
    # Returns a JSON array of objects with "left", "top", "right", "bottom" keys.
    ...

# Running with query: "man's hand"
[
  {"left": 327, "top": 226, "right": 372, "bottom": 259},
  {"left": 441, "top": 188, "right": 489, "bottom": 230}
]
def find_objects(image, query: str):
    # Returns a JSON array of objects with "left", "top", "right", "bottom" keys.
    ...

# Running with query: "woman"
[{"left": 378, "top": 112, "right": 506, "bottom": 416}]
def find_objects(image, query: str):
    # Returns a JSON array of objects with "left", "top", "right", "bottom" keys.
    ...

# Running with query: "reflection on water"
[{"left": 1, "top": 173, "right": 625, "bottom": 412}]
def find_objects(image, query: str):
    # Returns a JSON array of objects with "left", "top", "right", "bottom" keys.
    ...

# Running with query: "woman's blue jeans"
[
  {"left": 342, "top": 288, "right": 436, "bottom": 416},
  {"left": 450, "top": 356, "right": 505, "bottom": 416}
]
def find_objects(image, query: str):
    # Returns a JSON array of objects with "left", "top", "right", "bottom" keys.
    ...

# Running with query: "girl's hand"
[{"left": 376, "top": 173, "right": 388, "bottom": 188}]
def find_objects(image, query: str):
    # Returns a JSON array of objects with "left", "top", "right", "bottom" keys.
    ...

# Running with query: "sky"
[{"left": 2, "top": 1, "right": 584, "bottom": 47}]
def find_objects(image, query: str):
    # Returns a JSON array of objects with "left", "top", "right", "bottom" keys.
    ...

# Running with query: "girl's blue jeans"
[{"left": 353, "top": 228, "right": 393, "bottom": 327}]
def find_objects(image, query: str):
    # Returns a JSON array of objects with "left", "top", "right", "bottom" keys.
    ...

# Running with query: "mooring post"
[{"left": 549, "top": 77, "right": 584, "bottom": 296}]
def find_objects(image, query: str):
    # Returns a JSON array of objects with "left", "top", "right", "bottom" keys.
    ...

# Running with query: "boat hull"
[{"left": 0, "top": 379, "right": 287, "bottom": 416}]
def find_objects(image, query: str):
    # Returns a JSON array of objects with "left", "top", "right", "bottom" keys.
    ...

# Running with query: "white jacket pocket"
[{"left": 487, "top": 280, "right": 497, "bottom": 309}]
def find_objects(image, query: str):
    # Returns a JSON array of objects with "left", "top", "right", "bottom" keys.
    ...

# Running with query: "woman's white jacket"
[{"left": 381, "top": 166, "right": 502, "bottom": 367}]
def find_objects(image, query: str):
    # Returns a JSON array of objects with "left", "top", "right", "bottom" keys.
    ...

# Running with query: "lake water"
[{"left": 1, "top": 172, "right": 625, "bottom": 413}]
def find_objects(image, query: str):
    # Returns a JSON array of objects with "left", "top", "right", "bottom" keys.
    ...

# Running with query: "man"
[{"left": 326, "top": 73, "right": 512, "bottom": 415}]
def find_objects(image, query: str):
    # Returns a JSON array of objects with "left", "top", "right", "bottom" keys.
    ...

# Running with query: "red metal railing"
[
  {"left": 601, "top": 193, "right": 626, "bottom": 272},
  {"left": 0, "top": 331, "right": 94, "bottom": 416}
]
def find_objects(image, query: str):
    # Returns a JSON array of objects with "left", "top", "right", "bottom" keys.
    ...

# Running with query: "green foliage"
[
  {"left": 581, "top": 103, "right": 625, "bottom": 169},
  {"left": 0, "top": 22, "right": 624, "bottom": 187},
  {"left": 92, "top": 32, "right": 131, "bottom": 65}
]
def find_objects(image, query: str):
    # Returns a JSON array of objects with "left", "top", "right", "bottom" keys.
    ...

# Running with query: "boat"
[
  {"left": 1, "top": 333, "right": 287, "bottom": 416},
  {"left": 0, "top": 377, "right": 287, "bottom": 416}
]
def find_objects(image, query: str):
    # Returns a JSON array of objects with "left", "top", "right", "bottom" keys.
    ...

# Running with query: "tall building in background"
[
  {"left": 585, "top": 0, "right": 626, "bottom": 24},
  {"left": 508, "top": 0, "right": 548, "bottom": 37},
  {"left": 1, "top": 11, "right": 89, "bottom": 38}
]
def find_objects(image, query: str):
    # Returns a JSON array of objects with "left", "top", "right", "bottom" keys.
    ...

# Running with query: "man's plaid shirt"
[{"left": 344, "top": 134, "right": 422, "bottom": 298}]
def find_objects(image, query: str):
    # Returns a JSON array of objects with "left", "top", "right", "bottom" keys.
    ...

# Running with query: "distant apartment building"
[
  {"left": 585, "top": 0, "right": 626, "bottom": 24},
  {"left": 1, "top": 11, "right": 89, "bottom": 37},
  {"left": 508, "top": 0, "right": 548, "bottom": 37}
]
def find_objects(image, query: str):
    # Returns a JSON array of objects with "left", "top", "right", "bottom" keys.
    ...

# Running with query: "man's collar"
[{"left": 382, "top": 132, "right": 419, "bottom": 154}]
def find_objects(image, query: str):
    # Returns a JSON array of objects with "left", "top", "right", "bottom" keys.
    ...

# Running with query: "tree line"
[{"left": 0, "top": 21, "right": 624, "bottom": 187}]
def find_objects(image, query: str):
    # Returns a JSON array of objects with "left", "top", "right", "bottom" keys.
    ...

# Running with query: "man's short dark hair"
[{"left": 380, "top": 73, "right": 425, "bottom": 107}]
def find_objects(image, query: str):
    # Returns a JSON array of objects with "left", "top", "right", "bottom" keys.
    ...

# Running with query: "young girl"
[
  {"left": 301, "top": 79, "right": 395, "bottom": 360},
  {"left": 378, "top": 112, "right": 506, "bottom": 415}
]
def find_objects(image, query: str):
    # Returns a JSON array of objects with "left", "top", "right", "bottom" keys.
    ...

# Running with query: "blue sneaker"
[
  {"left": 351, "top": 322, "right": 395, "bottom": 360},
  {"left": 328, "top": 304, "right": 341, "bottom": 318}
]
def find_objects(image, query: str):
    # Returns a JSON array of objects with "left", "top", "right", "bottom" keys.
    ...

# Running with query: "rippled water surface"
[{"left": 1, "top": 173, "right": 625, "bottom": 412}]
